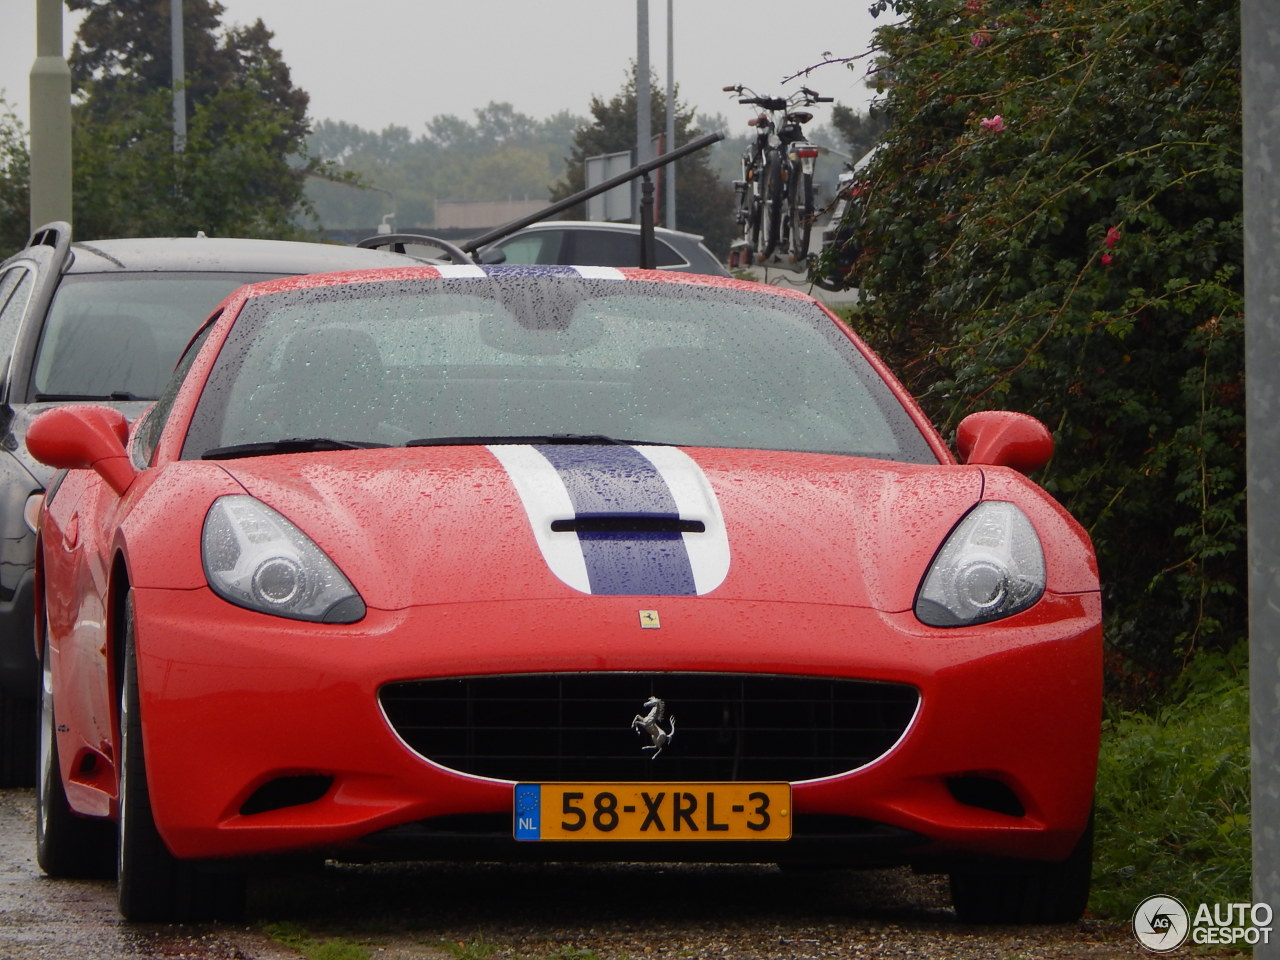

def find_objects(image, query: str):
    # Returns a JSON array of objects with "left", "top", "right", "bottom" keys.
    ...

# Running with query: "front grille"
[{"left": 379, "top": 673, "right": 919, "bottom": 783}]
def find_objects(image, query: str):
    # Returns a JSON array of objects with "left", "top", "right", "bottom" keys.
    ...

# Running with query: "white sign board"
[{"left": 585, "top": 150, "right": 635, "bottom": 222}]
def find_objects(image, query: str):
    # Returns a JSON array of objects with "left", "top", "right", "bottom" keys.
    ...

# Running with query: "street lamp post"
[
  {"left": 665, "top": 0, "right": 676, "bottom": 230},
  {"left": 635, "top": 0, "right": 651, "bottom": 225},
  {"left": 29, "top": 0, "right": 73, "bottom": 231}
]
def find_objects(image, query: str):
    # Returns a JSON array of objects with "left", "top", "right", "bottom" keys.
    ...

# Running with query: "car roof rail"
[
  {"left": 356, "top": 233, "right": 473, "bottom": 265},
  {"left": 24, "top": 221, "right": 74, "bottom": 273}
]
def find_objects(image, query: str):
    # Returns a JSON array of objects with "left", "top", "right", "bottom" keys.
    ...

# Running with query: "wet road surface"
[
  {"left": 0, "top": 789, "right": 292, "bottom": 959},
  {"left": 1, "top": 786, "right": 1171, "bottom": 959}
]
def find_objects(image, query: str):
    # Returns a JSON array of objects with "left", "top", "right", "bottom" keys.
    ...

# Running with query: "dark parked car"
[
  {"left": 0, "top": 223, "right": 423, "bottom": 785},
  {"left": 476, "top": 220, "right": 729, "bottom": 276}
]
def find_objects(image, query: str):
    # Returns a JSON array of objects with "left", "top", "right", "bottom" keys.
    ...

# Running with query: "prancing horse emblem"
[{"left": 632, "top": 696, "right": 675, "bottom": 758}]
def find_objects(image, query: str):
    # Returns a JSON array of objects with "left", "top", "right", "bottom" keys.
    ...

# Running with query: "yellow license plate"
[{"left": 514, "top": 782, "right": 791, "bottom": 841}]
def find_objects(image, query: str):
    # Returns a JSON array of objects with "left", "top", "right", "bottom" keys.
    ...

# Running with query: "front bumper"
[{"left": 126, "top": 587, "right": 1101, "bottom": 867}]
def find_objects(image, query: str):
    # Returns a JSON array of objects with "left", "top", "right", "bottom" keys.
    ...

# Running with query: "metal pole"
[
  {"left": 665, "top": 0, "right": 676, "bottom": 230},
  {"left": 639, "top": 175, "right": 656, "bottom": 268},
  {"left": 635, "top": 0, "right": 651, "bottom": 224},
  {"left": 1244, "top": 0, "right": 1280, "bottom": 952},
  {"left": 29, "top": 0, "right": 73, "bottom": 230},
  {"left": 171, "top": 0, "right": 186, "bottom": 151}
]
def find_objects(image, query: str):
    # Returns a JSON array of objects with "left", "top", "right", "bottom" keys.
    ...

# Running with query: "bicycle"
[{"left": 725, "top": 84, "right": 831, "bottom": 264}]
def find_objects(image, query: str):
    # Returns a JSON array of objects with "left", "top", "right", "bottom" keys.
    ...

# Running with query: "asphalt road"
[
  {"left": 0, "top": 789, "right": 292, "bottom": 960},
  {"left": 0, "top": 784, "right": 1176, "bottom": 960}
]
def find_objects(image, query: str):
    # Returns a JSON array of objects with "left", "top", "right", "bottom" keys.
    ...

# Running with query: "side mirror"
[
  {"left": 956, "top": 410, "right": 1054, "bottom": 475},
  {"left": 477, "top": 245, "right": 506, "bottom": 265},
  {"left": 25, "top": 405, "right": 136, "bottom": 496}
]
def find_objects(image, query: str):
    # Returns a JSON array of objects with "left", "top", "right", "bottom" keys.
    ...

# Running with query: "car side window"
[
  {"left": 131, "top": 320, "right": 217, "bottom": 468},
  {"left": 0, "top": 266, "right": 35, "bottom": 357},
  {"left": 567, "top": 231, "right": 685, "bottom": 269},
  {"left": 496, "top": 233, "right": 558, "bottom": 265}
]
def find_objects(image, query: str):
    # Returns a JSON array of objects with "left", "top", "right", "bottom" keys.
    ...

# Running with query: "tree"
[
  {"left": 67, "top": 0, "right": 308, "bottom": 143},
  {"left": 830, "top": 0, "right": 1243, "bottom": 684},
  {"left": 306, "top": 105, "right": 585, "bottom": 232},
  {"left": 550, "top": 67, "right": 735, "bottom": 256},
  {"left": 63, "top": 0, "right": 315, "bottom": 239},
  {"left": 71, "top": 83, "right": 315, "bottom": 239},
  {"left": 829, "top": 103, "right": 889, "bottom": 161},
  {"left": 0, "top": 100, "right": 29, "bottom": 255}
]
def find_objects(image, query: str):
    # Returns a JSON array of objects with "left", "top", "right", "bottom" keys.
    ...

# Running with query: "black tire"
[
  {"left": 35, "top": 630, "right": 115, "bottom": 878},
  {"left": 948, "top": 811, "right": 1094, "bottom": 924},
  {"left": 791, "top": 170, "right": 815, "bottom": 262},
  {"left": 0, "top": 686, "right": 37, "bottom": 787},
  {"left": 747, "top": 178, "right": 763, "bottom": 256},
  {"left": 759, "top": 155, "right": 783, "bottom": 260},
  {"left": 117, "top": 594, "right": 245, "bottom": 922}
]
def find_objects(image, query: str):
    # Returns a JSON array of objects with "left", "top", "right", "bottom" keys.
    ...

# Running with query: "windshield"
[
  {"left": 181, "top": 276, "right": 937, "bottom": 462},
  {"left": 30, "top": 272, "right": 280, "bottom": 401}
]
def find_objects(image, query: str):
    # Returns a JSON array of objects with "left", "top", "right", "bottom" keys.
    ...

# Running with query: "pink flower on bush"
[
  {"left": 1104, "top": 226, "right": 1121, "bottom": 249},
  {"left": 979, "top": 115, "right": 1006, "bottom": 133},
  {"left": 970, "top": 31, "right": 990, "bottom": 47},
  {"left": 1100, "top": 253, "right": 1113, "bottom": 267}
]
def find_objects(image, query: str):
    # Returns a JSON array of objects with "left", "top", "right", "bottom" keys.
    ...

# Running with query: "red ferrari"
[{"left": 27, "top": 265, "right": 1100, "bottom": 923}]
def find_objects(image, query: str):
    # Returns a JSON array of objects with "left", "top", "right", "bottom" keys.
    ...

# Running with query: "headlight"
[
  {"left": 915, "top": 501, "right": 1045, "bottom": 627},
  {"left": 201, "top": 495, "right": 365, "bottom": 623}
]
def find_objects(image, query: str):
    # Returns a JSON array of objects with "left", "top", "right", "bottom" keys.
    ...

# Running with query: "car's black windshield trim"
[
  {"left": 406, "top": 434, "right": 661, "bottom": 448},
  {"left": 34, "top": 391, "right": 154, "bottom": 402},
  {"left": 201, "top": 438, "right": 392, "bottom": 460}
]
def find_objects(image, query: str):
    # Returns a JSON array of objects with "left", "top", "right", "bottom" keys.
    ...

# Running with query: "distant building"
[{"left": 434, "top": 199, "right": 548, "bottom": 231}]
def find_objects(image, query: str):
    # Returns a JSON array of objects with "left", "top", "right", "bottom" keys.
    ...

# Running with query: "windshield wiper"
[
  {"left": 34, "top": 391, "right": 154, "bottom": 402},
  {"left": 201, "top": 438, "right": 392, "bottom": 460},
  {"left": 406, "top": 434, "right": 660, "bottom": 447}
]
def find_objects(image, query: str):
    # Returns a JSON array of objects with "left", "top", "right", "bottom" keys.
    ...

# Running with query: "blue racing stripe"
[
  {"left": 533, "top": 444, "right": 697, "bottom": 596},
  {"left": 478, "top": 264, "right": 583, "bottom": 278}
]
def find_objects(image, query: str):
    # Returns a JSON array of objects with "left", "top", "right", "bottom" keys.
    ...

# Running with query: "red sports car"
[{"left": 27, "top": 265, "right": 1100, "bottom": 923}]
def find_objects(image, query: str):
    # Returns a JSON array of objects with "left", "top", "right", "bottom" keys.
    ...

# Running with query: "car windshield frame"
[{"left": 180, "top": 275, "right": 939, "bottom": 464}]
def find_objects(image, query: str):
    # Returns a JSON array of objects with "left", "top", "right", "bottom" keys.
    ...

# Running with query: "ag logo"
[{"left": 1133, "top": 895, "right": 1190, "bottom": 952}]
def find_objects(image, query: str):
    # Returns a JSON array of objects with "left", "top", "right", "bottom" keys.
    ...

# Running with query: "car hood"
[{"left": 214, "top": 444, "right": 998, "bottom": 613}]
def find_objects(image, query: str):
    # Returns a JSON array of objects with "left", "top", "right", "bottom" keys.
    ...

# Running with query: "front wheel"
[
  {"left": 117, "top": 593, "right": 245, "bottom": 922},
  {"left": 36, "top": 627, "right": 114, "bottom": 878},
  {"left": 948, "top": 811, "right": 1094, "bottom": 923}
]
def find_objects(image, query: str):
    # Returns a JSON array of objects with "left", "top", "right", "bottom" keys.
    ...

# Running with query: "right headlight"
[{"left": 915, "top": 501, "right": 1045, "bottom": 627}]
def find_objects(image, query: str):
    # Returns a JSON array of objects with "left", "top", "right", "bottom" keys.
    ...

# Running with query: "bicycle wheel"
[
  {"left": 746, "top": 180, "right": 763, "bottom": 261},
  {"left": 791, "top": 170, "right": 815, "bottom": 261},
  {"left": 759, "top": 154, "right": 783, "bottom": 260}
]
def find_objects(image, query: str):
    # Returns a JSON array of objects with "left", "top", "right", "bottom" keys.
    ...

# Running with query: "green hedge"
[{"left": 1092, "top": 645, "right": 1250, "bottom": 917}]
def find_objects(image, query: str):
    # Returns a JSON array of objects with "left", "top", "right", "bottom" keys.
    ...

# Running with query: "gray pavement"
[{"left": 0, "top": 789, "right": 293, "bottom": 960}]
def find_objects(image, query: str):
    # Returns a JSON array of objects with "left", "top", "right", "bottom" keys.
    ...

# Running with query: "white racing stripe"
[
  {"left": 488, "top": 444, "right": 730, "bottom": 596},
  {"left": 487, "top": 444, "right": 592, "bottom": 594},
  {"left": 632, "top": 445, "right": 731, "bottom": 595}
]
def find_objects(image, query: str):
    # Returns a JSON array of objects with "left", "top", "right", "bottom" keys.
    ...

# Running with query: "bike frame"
[{"left": 726, "top": 85, "right": 831, "bottom": 265}]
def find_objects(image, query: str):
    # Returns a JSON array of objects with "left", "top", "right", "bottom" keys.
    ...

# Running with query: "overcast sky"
[{"left": 1, "top": 1, "right": 881, "bottom": 136}]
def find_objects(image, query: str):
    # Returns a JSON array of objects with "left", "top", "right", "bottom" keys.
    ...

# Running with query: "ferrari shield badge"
[
  {"left": 632, "top": 696, "right": 675, "bottom": 758},
  {"left": 639, "top": 609, "right": 661, "bottom": 628}
]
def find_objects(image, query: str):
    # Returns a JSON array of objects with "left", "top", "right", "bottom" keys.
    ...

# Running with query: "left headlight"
[
  {"left": 201, "top": 495, "right": 366, "bottom": 623},
  {"left": 915, "top": 501, "right": 1045, "bottom": 627}
]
